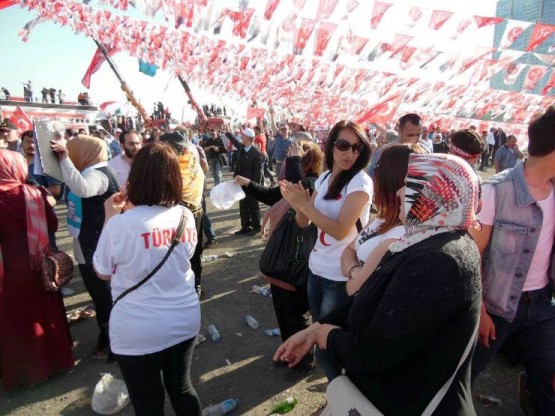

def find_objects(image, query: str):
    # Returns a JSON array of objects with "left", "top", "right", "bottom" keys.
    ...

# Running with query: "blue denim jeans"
[
  {"left": 307, "top": 271, "right": 348, "bottom": 381},
  {"left": 208, "top": 157, "right": 222, "bottom": 186},
  {"left": 472, "top": 285, "right": 555, "bottom": 415}
]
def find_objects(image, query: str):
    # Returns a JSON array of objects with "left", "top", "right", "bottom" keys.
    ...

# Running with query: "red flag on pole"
[
  {"left": 429, "top": 10, "right": 454, "bottom": 30},
  {"left": 12, "top": 106, "right": 33, "bottom": 133},
  {"left": 541, "top": 71, "right": 555, "bottom": 95},
  {"left": 356, "top": 91, "right": 404, "bottom": 125},
  {"left": 81, "top": 45, "right": 119, "bottom": 89},
  {"left": 523, "top": 65, "right": 548, "bottom": 90},
  {"left": 525, "top": 23, "right": 555, "bottom": 51},
  {"left": 370, "top": 2, "right": 393, "bottom": 30}
]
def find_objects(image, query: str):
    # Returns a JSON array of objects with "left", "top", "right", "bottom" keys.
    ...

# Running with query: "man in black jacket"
[{"left": 226, "top": 126, "right": 263, "bottom": 235}]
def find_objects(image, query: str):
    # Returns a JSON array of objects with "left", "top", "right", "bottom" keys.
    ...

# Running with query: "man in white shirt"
[
  {"left": 483, "top": 127, "right": 497, "bottom": 167},
  {"left": 108, "top": 129, "right": 142, "bottom": 187}
]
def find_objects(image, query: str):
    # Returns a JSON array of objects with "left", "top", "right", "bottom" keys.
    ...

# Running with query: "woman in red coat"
[{"left": 0, "top": 150, "right": 73, "bottom": 390}]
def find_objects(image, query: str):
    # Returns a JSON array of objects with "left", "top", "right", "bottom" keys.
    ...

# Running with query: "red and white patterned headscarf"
[
  {"left": 0, "top": 150, "right": 49, "bottom": 292},
  {"left": 390, "top": 153, "right": 480, "bottom": 253}
]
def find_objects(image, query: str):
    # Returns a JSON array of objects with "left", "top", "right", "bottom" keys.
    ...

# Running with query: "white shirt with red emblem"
[
  {"left": 93, "top": 205, "right": 200, "bottom": 355},
  {"left": 309, "top": 170, "right": 373, "bottom": 282}
]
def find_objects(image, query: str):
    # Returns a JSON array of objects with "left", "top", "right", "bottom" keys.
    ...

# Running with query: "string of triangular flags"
[{"left": 14, "top": 0, "right": 555, "bottom": 128}]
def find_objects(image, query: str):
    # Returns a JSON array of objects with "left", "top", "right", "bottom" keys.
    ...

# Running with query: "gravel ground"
[{"left": 0, "top": 168, "right": 522, "bottom": 416}]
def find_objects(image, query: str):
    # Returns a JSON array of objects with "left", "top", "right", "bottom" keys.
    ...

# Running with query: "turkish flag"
[
  {"left": 525, "top": 23, "right": 555, "bottom": 51},
  {"left": 246, "top": 107, "right": 265, "bottom": 120},
  {"left": 499, "top": 20, "right": 531, "bottom": 49},
  {"left": 541, "top": 71, "right": 555, "bottom": 95},
  {"left": 0, "top": 0, "right": 18, "bottom": 10},
  {"left": 356, "top": 91, "right": 404, "bottom": 125},
  {"left": 229, "top": 8, "right": 255, "bottom": 39},
  {"left": 293, "top": 18, "right": 317, "bottom": 54},
  {"left": 370, "top": 1, "right": 393, "bottom": 30},
  {"left": 12, "top": 106, "right": 33, "bottom": 133},
  {"left": 81, "top": 44, "right": 119, "bottom": 89},
  {"left": 316, "top": 0, "right": 339, "bottom": 20},
  {"left": 313, "top": 21, "right": 337, "bottom": 56},
  {"left": 264, "top": 0, "right": 281, "bottom": 20},
  {"left": 429, "top": 10, "right": 453, "bottom": 30},
  {"left": 474, "top": 16, "right": 505, "bottom": 28},
  {"left": 523, "top": 65, "right": 548, "bottom": 90},
  {"left": 407, "top": 6, "right": 423, "bottom": 27}
]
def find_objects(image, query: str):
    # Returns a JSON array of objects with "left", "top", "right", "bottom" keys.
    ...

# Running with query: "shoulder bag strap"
[
  {"left": 112, "top": 207, "right": 187, "bottom": 308},
  {"left": 421, "top": 321, "right": 479, "bottom": 416}
]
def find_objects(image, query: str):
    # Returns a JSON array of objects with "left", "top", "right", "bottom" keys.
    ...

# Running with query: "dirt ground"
[{"left": 0, "top": 168, "right": 523, "bottom": 416}]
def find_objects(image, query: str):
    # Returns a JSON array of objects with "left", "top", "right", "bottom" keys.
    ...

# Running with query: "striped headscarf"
[
  {"left": 0, "top": 150, "right": 49, "bottom": 292},
  {"left": 390, "top": 153, "right": 480, "bottom": 253}
]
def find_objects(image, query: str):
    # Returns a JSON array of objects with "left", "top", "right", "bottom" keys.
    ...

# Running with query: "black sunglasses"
[{"left": 334, "top": 139, "right": 363, "bottom": 154}]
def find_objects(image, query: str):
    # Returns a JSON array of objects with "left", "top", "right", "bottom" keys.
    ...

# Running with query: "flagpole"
[
  {"left": 177, "top": 75, "right": 208, "bottom": 127},
  {"left": 92, "top": 38, "right": 152, "bottom": 128}
]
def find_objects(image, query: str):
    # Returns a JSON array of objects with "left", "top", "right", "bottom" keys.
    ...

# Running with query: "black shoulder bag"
[{"left": 103, "top": 208, "right": 187, "bottom": 363}]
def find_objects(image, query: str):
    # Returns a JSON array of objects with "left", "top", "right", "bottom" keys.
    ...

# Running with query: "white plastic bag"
[
  {"left": 210, "top": 181, "right": 245, "bottom": 209},
  {"left": 91, "top": 373, "right": 130, "bottom": 415}
]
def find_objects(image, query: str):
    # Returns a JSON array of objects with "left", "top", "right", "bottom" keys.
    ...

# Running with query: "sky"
[{"left": 0, "top": 0, "right": 498, "bottom": 123}]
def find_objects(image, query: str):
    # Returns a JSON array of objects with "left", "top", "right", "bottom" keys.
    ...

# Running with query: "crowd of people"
[{"left": 0, "top": 104, "right": 553, "bottom": 416}]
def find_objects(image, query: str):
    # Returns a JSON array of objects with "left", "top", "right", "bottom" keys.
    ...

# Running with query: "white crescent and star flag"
[{"left": 11, "top": 106, "right": 33, "bottom": 133}]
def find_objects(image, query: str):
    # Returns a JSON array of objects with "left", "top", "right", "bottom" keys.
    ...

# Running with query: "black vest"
[{"left": 78, "top": 166, "right": 119, "bottom": 264}]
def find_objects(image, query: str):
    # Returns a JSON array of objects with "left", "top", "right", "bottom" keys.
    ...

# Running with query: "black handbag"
[{"left": 259, "top": 208, "right": 317, "bottom": 287}]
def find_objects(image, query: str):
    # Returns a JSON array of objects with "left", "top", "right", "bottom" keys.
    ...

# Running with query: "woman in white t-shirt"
[
  {"left": 280, "top": 120, "right": 373, "bottom": 381},
  {"left": 341, "top": 144, "right": 425, "bottom": 295},
  {"left": 93, "top": 143, "right": 201, "bottom": 416}
]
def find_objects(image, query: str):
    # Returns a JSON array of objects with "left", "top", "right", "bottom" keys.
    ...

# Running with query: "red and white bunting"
[
  {"left": 316, "top": 0, "right": 339, "bottom": 20},
  {"left": 313, "top": 21, "right": 337, "bottom": 57},
  {"left": 473, "top": 16, "right": 505, "bottom": 28},
  {"left": 525, "top": 23, "right": 555, "bottom": 52},
  {"left": 370, "top": 1, "right": 393, "bottom": 30},
  {"left": 406, "top": 6, "right": 423, "bottom": 28},
  {"left": 429, "top": 10, "right": 453, "bottom": 31},
  {"left": 499, "top": 20, "right": 532, "bottom": 49},
  {"left": 541, "top": 71, "right": 555, "bottom": 95},
  {"left": 356, "top": 91, "right": 404, "bottom": 125},
  {"left": 293, "top": 18, "right": 317, "bottom": 55},
  {"left": 503, "top": 63, "right": 527, "bottom": 86},
  {"left": 523, "top": 65, "right": 549, "bottom": 91}
]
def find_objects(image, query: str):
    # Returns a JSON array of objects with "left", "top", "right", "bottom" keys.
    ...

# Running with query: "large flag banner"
[
  {"left": 12, "top": 106, "right": 33, "bottom": 132},
  {"left": 81, "top": 45, "right": 119, "bottom": 89}
]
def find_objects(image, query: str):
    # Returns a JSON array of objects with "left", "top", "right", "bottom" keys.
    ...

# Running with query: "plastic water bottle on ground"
[
  {"left": 244, "top": 314, "right": 259, "bottom": 329},
  {"left": 269, "top": 397, "right": 298, "bottom": 414},
  {"left": 251, "top": 285, "right": 272, "bottom": 297},
  {"left": 201, "top": 398, "right": 240, "bottom": 416},
  {"left": 207, "top": 325, "right": 221, "bottom": 342},
  {"left": 264, "top": 328, "right": 281, "bottom": 337}
]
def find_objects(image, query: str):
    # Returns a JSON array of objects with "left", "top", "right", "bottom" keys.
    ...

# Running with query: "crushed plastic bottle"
[
  {"left": 207, "top": 325, "right": 221, "bottom": 342},
  {"left": 269, "top": 397, "right": 298, "bottom": 414},
  {"left": 244, "top": 314, "right": 259, "bottom": 329},
  {"left": 251, "top": 285, "right": 272, "bottom": 297},
  {"left": 202, "top": 254, "right": 219, "bottom": 262},
  {"left": 201, "top": 398, "right": 240, "bottom": 416},
  {"left": 264, "top": 328, "right": 281, "bottom": 337},
  {"left": 197, "top": 334, "right": 207, "bottom": 344}
]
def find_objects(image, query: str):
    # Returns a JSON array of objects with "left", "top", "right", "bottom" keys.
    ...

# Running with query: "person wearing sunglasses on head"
[{"left": 280, "top": 120, "right": 373, "bottom": 381}]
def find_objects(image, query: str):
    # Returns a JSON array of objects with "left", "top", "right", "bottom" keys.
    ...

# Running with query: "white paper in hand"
[{"left": 210, "top": 181, "right": 245, "bottom": 210}]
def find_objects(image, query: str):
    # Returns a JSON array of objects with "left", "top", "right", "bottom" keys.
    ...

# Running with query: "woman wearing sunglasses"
[{"left": 280, "top": 120, "right": 373, "bottom": 381}]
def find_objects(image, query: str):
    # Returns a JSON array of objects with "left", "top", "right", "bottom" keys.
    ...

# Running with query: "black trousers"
[
  {"left": 190, "top": 208, "right": 204, "bottom": 291},
  {"left": 115, "top": 337, "right": 200, "bottom": 416},
  {"left": 271, "top": 284, "right": 314, "bottom": 367},
  {"left": 239, "top": 194, "right": 261, "bottom": 230},
  {"left": 79, "top": 263, "right": 112, "bottom": 350}
]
